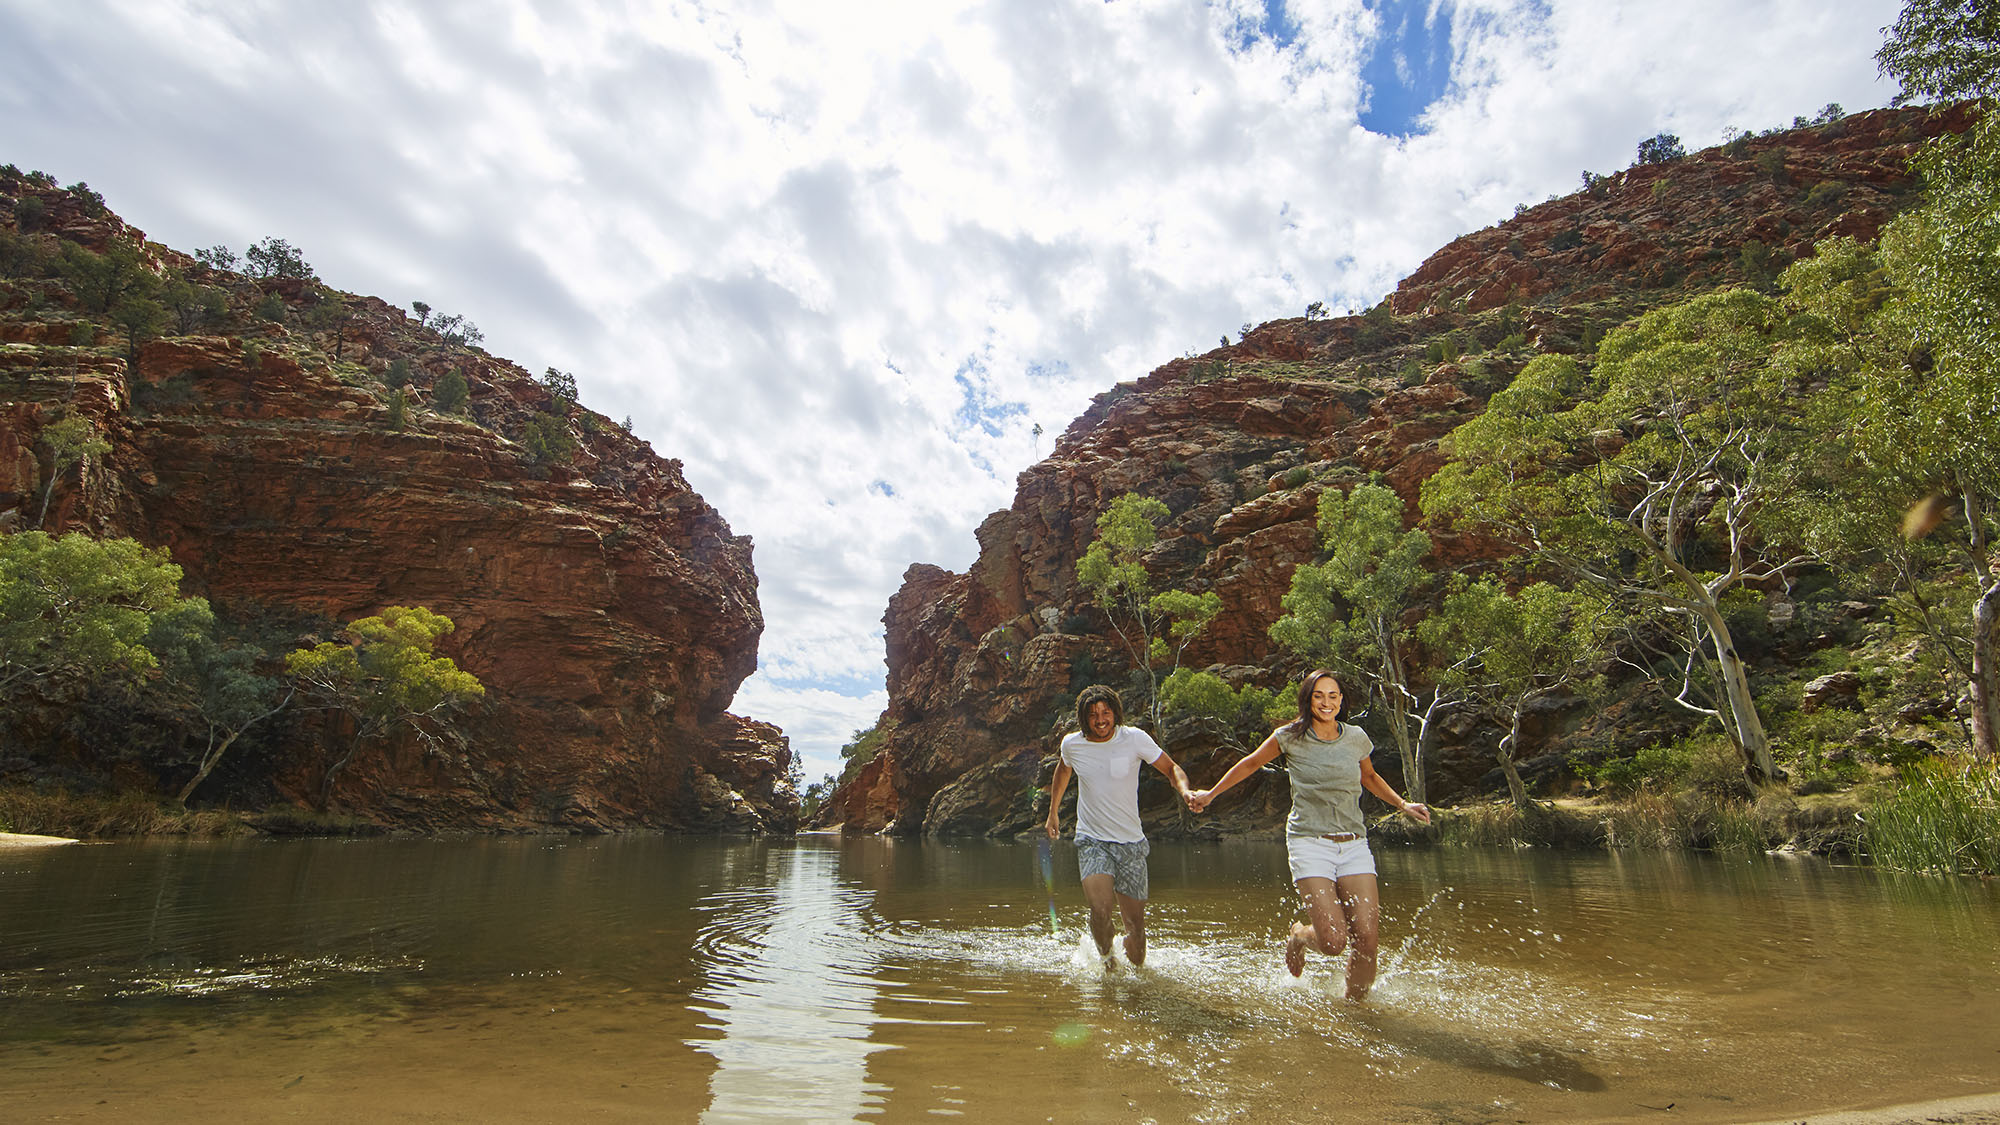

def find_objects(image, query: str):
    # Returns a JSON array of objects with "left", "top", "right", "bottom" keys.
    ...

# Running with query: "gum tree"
[
  {"left": 285, "top": 605, "right": 485, "bottom": 804},
  {"left": 1423, "top": 290, "right": 1824, "bottom": 785},
  {"left": 1075, "top": 493, "right": 1222, "bottom": 731},
  {"left": 1421, "top": 579, "right": 1614, "bottom": 807},
  {"left": 1269, "top": 482, "right": 1438, "bottom": 802}
]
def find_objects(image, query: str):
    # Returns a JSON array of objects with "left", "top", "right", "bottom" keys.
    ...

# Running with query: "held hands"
[{"left": 1185, "top": 788, "right": 1212, "bottom": 813}]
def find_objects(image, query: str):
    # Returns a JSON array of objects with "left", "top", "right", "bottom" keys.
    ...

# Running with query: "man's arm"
[
  {"left": 1045, "top": 761, "right": 1073, "bottom": 839},
  {"left": 1149, "top": 752, "right": 1191, "bottom": 799}
]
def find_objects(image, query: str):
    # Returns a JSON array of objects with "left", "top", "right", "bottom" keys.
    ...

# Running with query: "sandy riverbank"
[
  {"left": 1748, "top": 1092, "right": 2000, "bottom": 1124},
  {"left": 0, "top": 831, "right": 79, "bottom": 848}
]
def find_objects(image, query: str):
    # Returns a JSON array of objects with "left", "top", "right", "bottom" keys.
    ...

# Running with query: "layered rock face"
[
  {"left": 1, "top": 185, "right": 790, "bottom": 832},
  {"left": 823, "top": 105, "right": 1968, "bottom": 838}
]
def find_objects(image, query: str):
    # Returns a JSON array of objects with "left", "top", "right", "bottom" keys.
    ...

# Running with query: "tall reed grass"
[
  {"left": 0, "top": 786, "right": 243, "bottom": 840},
  {"left": 1863, "top": 757, "right": 2000, "bottom": 876}
]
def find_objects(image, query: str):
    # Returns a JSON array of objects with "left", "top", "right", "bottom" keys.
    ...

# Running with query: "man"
[{"left": 1043, "top": 684, "right": 1192, "bottom": 967}]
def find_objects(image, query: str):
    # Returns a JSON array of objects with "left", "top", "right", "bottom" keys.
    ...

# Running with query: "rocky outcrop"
[
  {"left": 0, "top": 176, "right": 791, "bottom": 832},
  {"left": 827, "top": 105, "right": 1971, "bottom": 837}
]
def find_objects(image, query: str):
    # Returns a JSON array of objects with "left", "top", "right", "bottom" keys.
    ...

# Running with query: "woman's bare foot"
[{"left": 1285, "top": 922, "right": 1309, "bottom": 977}]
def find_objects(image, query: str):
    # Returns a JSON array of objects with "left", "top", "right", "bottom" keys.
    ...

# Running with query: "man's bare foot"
[{"left": 1285, "top": 922, "right": 1308, "bottom": 977}]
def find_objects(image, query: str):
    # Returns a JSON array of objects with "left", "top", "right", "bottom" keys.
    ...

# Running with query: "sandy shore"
[
  {"left": 1747, "top": 1092, "right": 2000, "bottom": 1124},
  {"left": 0, "top": 831, "right": 79, "bottom": 848}
]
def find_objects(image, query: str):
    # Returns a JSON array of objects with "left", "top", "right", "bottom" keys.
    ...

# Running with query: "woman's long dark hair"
[{"left": 1284, "top": 669, "right": 1346, "bottom": 737}]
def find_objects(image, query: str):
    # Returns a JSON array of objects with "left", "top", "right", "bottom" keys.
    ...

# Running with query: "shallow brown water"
[{"left": 2, "top": 836, "right": 1996, "bottom": 1122}]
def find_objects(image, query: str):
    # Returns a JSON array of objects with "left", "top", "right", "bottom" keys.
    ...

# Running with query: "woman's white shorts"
[{"left": 1286, "top": 835, "right": 1377, "bottom": 883}]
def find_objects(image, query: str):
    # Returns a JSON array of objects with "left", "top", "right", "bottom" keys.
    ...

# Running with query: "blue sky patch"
[
  {"left": 953, "top": 360, "right": 1028, "bottom": 439},
  {"left": 1359, "top": 1, "right": 1457, "bottom": 137}
]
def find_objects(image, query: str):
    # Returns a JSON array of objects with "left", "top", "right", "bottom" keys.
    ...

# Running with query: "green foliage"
[
  {"left": 30, "top": 415, "right": 112, "bottom": 529},
  {"left": 1304, "top": 300, "right": 1328, "bottom": 320},
  {"left": 1876, "top": 0, "right": 2000, "bottom": 104},
  {"left": 254, "top": 291, "right": 286, "bottom": 322},
  {"left": 65, "top": 181, "right": 106, "bottom": 216},
  {"left": 1802, "top": 181, "right": 1849, "bottom": 210},
  {"left": 1075, "top": 493, "right": 1220, "bottom": 728},
  {"left": 1549, "top": 229, "right": 1583, "bottom": 252},
  {"left": 541, "top": 367, "right": 578, "bottom": 409},
  {"left": 837, "top": 718, "right": 895, "bottom": 783},
  {"left": 385, "top": 388, "right": 409, "bottom": 431},
  {"left": 243, "top": 236, "right": 315, "bottom": 281},
  {"left": 1754, "top": 148, "right": 1789, "bottom": 183},
  {"left": 160, "top": 274, "right": 227, "bottom": 334},
  {"left": 1424, "top": 332, "right": 1463, "bottom": 364},
  {"left": 15, "top": 195, "right": 46, "bottom": 231},
  {"left": 58, "top": 238, "right": 153, "bottom": 314},
  {"left": 1422, "top": 577, "right": 1613, "bottom": 805},
  {"left": 1281, "top": 466, "right": 1312, "bottom": 490},
  {"left": 431, "top": 312, "right": 483, "bottom": 347},
  {"left": 1425, "top": 288, "right": 1830, "bottom": 783},
  {"left": 0, "top": 532, "right": 198, "bottom": 698},
  {"left": 433, "top": 367, "right": 470, "bottom": 415},
  {"left": 284, "top": 606, "right": 484, "bottom": 773},
  {"left": 1157, "top": 668, "right": 1272, "bottom": 735},
  {"left": 142, "top": 601, "right": 296, "bottom": 805},
  {"left": 1635, "top": 133, "right": 1686, "bottom": 164},
  {"left": 520, "top": 411, "right": 578, "bottom": 465},
  {"left": 1575, "top": 735, "right": 1709, "bottom": 794},
  {"left": 193, "top": 245, "right": 238, "bottom": 272},
  {"left": 1864, "top": 757, "right": 2000, "bottom": 875},
  {"left": 111, "top": 295, "right": 166, "bottom": 359},
  {"left": 1270, "top": 483, "right": 1430, "bottom": 671}
]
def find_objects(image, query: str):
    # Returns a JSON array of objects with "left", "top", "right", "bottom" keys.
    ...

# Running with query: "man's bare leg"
[
  {"left": 1117, "top": 893, "right": 1148, "bottom": 965},
  {"left": 1080, "top": 873, "right": 1119, "bottom": 961}
]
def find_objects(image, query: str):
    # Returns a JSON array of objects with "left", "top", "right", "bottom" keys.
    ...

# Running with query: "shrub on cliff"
[
  {"left": 433, "top": 367, "right": 470, "bottom": 415},
  {"left": 57, "top": 238, "right": 154, "bottom": 314},
  {"left": 1635, "top": 133, "right": 1686, "bottom": 164},
  {"left": 243, "top": 236, "right": 315, "bottom": 281}
]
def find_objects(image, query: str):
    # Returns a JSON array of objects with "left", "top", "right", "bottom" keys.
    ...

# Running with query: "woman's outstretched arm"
[{"left": 1187, "top": 733, "right": 1283, "bottom": 812}]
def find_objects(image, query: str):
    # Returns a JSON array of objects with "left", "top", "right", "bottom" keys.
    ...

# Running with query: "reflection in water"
[
  {"left": 688, "top": 846, "right": 890, "bottom": 1122},
  {"left": 1, "top": 838, "right": 1996, "bottom": 1122}
]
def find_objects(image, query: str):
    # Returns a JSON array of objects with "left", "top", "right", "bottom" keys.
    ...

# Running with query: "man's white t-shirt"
[{"left": 1059, "top": 725, "right": 1164, "bottom": 843}]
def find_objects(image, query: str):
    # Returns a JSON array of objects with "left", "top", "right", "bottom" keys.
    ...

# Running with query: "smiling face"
[
  {"left": 1306, "top": 674, "right": 1343, "bottom": 729},
  {"left": 1084, "top": 700, "right": 1117, "bottom": 741}
]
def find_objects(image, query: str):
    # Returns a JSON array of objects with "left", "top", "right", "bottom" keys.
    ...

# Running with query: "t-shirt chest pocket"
[{"left": 1107, "top": 755, "right": 1135, "bottom": 779}]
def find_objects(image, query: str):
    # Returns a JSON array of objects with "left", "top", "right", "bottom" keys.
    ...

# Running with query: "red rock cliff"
[
  {"left": 0, "top": 179, "right": 791, "bottom": 832},
  {"left": 823, "top": 105, "right": 1972, "bottom": 838}
]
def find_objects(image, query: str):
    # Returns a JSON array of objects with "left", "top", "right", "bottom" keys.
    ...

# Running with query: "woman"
[{"left": 1187, "top": 669, "right": 1430, "bottom": 999}]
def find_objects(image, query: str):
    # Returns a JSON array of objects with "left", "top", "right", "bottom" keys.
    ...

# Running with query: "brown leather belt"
[{"left": 1321, "top": 832, "right": 1360, "bottom": 843}]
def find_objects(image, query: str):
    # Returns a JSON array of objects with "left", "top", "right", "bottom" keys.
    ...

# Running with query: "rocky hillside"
[
  {"left": 0, "top": 174, "right": 792, "bottom": 832},
  {"left": 821, "top": 104, "right": 1975, "bottom": 838}
]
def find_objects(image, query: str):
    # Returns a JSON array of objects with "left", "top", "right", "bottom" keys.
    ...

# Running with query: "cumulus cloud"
[{"left": 0, "top": 0, "right": 1899, "bottom": 781}]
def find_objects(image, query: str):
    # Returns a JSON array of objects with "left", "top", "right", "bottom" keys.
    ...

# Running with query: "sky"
[{"left": 0, "top": 0, "right": 1903, "bottom": 786}]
